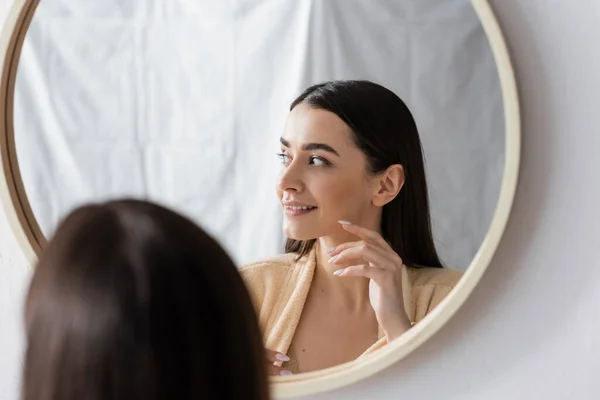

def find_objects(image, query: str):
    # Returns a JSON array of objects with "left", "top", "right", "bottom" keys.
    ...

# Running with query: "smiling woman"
[{"left": 241, "top": 80, "right": 463, "bottom": 376}]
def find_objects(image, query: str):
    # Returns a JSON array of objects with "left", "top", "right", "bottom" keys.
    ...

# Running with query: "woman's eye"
[
  {"left": 277, "top": 153, "right": 290, "bottom": 164},
  {"left": 309, "top": 156, "right": 330, "bottom": 167}
]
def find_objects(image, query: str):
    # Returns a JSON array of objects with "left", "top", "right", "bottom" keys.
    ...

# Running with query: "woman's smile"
[{"left": 282, "top": 201, "right": 318, "bottom": 216}]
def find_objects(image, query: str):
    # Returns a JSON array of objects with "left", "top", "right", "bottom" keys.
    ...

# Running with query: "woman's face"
[{"left": 276, "top": 103, "right": 379, "bottom": 240}]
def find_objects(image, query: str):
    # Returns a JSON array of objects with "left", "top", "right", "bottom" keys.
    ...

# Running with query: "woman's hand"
[
  {"left": 327, "top": 221, "right": 412, "bottom": 342},
  {"left": 265, "top": 349, "right": 293, "bottom": 376}
]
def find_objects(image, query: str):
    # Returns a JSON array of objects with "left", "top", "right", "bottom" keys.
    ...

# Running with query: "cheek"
[{"left": 311, "top": 174, "right": 369, "bottom": 210}]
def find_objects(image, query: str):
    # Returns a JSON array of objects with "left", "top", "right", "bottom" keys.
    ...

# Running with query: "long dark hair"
[
  {"left": 23, "top": 199, "right": 269, "bottom": 400},
  {"left": 285, "top": 80, "right": 442, "bottom": 268}
]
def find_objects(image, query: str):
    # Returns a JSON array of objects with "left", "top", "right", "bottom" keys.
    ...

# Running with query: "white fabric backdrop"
[{"left": 13, "top": 0, "right": 503, "bottom": 270}]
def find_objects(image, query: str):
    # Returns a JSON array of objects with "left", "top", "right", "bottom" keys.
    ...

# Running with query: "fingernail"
[
  {"left": 333, "top": 269, "right": 344, "bottom": 276},
  {"left": 326, "top": 247, "right": 336, "bottom": 254},
  {"left": 276, "top": 353, "right": 290, "bottom": 362},
  {"left": 328, "top": 255, "right": 339, "bottom": 264},
  {"left": 338, "top": 220, "right": 352, "bottom": 225},
  {"left": 280, "top": 369, "right": 293, "bottom": 376}
]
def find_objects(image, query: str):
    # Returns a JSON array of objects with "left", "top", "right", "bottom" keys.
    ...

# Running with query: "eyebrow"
[{"left": 280, "top": 137, "right": 340, "bottom": 157}]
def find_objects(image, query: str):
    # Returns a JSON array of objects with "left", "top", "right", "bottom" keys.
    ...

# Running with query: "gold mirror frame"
[{"left": 0, "top": 0, "right": 520, "bottom": 397}]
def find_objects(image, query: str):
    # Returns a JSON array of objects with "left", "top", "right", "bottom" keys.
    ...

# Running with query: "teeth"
[{"left": 288, "top": 206, "right": 313, "bottom": 210}]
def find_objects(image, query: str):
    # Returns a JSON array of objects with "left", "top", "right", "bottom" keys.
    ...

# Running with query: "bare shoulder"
[{"left": 406, "top": 266, "right": 464, "bottom": 289}]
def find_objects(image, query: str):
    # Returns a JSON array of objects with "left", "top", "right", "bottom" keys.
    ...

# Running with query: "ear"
[{"left": 372, "top": 164, "right": 404, "bottom": 207}]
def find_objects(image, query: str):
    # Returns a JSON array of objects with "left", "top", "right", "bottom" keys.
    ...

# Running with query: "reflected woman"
[{"left": 241, "top": 80, "right": 463, "bottom": 375}]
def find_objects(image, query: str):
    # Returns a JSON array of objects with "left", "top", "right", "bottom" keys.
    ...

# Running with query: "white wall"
[{"left": 1, "top": 0, "right": 599, "bottom": 399}]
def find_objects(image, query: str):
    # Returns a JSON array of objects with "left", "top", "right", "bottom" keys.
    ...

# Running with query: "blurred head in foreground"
[{"left": 22, "top": 199, "right": 269, "bottom": 400}]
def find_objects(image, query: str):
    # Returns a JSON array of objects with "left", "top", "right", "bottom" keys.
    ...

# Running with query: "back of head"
[{"left": 22, "top": 199, "right": 269, "bottom": 400}]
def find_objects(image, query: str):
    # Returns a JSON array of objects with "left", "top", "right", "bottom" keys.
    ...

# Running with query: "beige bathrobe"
[{"left": 240, "top": 249, "right": 462, "bottom": 372}]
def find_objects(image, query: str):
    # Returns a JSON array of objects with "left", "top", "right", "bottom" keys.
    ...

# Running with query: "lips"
[
  {"left": 284, "top": 205, "right": 317, "bottom": 211},
  {"left": 282, "top": 201, "right": 318, "bottom": 215}
]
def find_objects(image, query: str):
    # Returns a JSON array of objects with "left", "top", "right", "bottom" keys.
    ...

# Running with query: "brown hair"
[
  {"left": 22, "top": 199, "right": 269, "bottom": 400},
  {"left": 286, "top": 80, "right": 443, "bottom": 268}
]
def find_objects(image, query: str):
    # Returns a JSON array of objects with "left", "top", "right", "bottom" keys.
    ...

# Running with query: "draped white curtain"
[{"left": 14, "top": 0, "right": 503, "bottom": 270}]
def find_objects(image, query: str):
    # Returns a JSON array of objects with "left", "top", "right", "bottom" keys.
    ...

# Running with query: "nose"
[{"left": 276, "top": 161, "right": 304, "bottom": 194}]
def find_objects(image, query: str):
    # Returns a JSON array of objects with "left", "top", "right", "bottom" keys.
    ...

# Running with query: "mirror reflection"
[{"left": 14, "top": 0, "right": 503, "bottom": 375}]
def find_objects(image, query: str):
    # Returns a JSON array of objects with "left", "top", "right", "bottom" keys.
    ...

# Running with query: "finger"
[
  {"left": 265, "top": 348, "right": 290, "bottom": 363},
  {"left": 327, "top": 240, "right": 399, "bottom": 267},
  {"left": 267, "top": 363, "right": 293, "bottom": 376},
  {"left": 338, "top": 221, "right": 391, "bottom": 249},
  {"left": 330, "top": 243, "right": 397, "bottom": 271},
  {"left": 267, "top": 363, "right": 282, "bottom": 376},
  {"left": 326, "top": 240, "right": 363, "bottom": 256},
  {"left": 334, "top": 264, "right": 387, "bottom": 282}
]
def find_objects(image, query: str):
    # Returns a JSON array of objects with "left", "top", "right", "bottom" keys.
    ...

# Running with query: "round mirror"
[{"left": 0, "top": 0, "right": 519, "bottom": 397}]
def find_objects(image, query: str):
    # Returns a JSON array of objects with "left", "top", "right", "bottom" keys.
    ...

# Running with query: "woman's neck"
[{"left": 312, "top": 239, "right": 371, "bottom": 312}]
